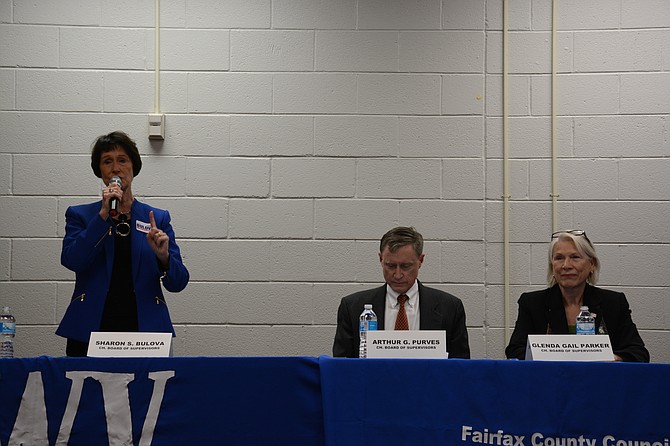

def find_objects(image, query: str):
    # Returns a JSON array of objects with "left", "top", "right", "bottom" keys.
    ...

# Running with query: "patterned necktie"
[{"left": 395, "top": 294, "right": 409, "bottom": 330}]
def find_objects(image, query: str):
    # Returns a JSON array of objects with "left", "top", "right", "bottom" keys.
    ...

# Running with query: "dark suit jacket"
[
  {"left": 57, "top": 199, "right": 189, "bottom": 343},
  {"left": 332, "top": 282, "right": 470, "bottom": 358},
  {"left": 505, "top": 284, "right": 649, "bottom": 362}
]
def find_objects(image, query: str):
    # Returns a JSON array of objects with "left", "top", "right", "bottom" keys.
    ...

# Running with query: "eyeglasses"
[{"left": 551, "top": 230, "right": 592, "bottom": 245}]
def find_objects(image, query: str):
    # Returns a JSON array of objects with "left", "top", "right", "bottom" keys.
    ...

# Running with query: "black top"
[
  {"left": 505, "top": 284, "right": 649, "bottom": 362},
  {"left": 99, "top": 221, "right": 138, "bottom": 332}
]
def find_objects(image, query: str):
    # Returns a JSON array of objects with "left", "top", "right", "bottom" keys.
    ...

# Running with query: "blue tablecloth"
[
  {"left": 0, "top": 356, "right": 323, "bottom": 446},
  {"left": 1, "top": 356, "right": 668, "bottom": 446},
  {"left": 319, "top": 357, "right": 670, "bottom": 446}
]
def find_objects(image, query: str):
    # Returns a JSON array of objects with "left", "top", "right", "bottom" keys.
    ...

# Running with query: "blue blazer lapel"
[
  {"left": 103, "top": 224, "right": 115, "bottom": 281},
  {"left": 130, "top": 201, "right": 149, "bottom": 285}
]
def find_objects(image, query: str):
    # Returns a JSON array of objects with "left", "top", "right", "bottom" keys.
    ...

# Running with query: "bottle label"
[
  {"left": 360, "top": 320, "right": 377, "bottom": 332},
  {"left": 576, "top": 322, "right": 595, "bottom": 335},
  {"left": 1, "top": 322, "right": 16, "bottom": 334}
]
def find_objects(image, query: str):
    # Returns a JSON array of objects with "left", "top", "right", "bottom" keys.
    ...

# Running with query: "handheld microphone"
[{"left": 109, "top": 176, "right": 122, "bottom": 217}]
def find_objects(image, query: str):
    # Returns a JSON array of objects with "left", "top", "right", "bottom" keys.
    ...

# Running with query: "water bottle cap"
[
  {"left": 364, "top": 304, "right": 372, "bottom": 309},
  {"left": 580, "top": 306, "right": 588, "bottom": 310},
  {"left": 1, "top": 306, "right": 9, "bottom": 314}
]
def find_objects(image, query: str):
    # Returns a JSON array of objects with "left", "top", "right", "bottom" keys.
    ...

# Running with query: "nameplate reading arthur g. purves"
[{"left": 366, "top": 330, "right": 448, "bottom": 358}]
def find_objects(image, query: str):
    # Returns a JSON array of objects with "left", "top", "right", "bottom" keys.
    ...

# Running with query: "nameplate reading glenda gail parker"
[{"left": 525, "top": 334, "right": 613, "bottom": 361}]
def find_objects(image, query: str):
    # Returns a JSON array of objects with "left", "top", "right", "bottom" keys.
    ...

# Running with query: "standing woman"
[
  {"left": 57, "top": 131, "right": 189, "bottom": 356},
  {"left": 505, "top": 230, "right": 649, "bottom": 362}
]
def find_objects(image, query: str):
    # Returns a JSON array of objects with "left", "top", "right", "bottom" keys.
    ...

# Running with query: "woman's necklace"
[{"left": 114, "top": 212, "right": 131, "bottom": 237}]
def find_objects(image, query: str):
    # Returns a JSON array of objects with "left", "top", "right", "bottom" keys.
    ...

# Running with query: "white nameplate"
[
  {"left": 525, "top": 334, "right": 614, "bottom": 361},
  {"left": 87, "top": 332, "right": 172, "bottom": 357},
  {"left": 366, "top": 330, "right": 448, "bottom": 358}
]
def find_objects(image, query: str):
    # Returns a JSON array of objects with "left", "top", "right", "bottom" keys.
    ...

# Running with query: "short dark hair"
[
  {"left": 380, "top": 226, "right": 423, "bottom": 257},
  {"left": 90, "top": 131, "right": 142, "bottom": 178}
]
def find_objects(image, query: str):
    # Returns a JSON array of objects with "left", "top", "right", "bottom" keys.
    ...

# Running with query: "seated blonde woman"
[{"left": 505, "top": 230, "right": 649, "bottom": 362}]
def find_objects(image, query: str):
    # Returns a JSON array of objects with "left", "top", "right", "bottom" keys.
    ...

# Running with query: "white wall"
[{"left": 0, "top": 0, "right": 668, "bottom": 361}]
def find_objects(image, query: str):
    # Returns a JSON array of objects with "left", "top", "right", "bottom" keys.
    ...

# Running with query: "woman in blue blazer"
[{"left": 57, "top": 131, "right": 189, "bottom": 356}]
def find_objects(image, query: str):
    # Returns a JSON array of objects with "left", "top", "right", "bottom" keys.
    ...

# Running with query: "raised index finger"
[{"left": 149, "top": 210, "right": 157, "bottom": 229}]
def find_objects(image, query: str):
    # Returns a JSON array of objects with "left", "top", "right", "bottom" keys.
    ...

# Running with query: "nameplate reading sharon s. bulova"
[
  {"left": 525, "top": 334, "right": 614, "bottom": 361},
  {"left": 366, "top": 330, "right": 448, "bottom": 358},
  {"left": 87, "top": 332, "right": 172, "bottom": 357}
]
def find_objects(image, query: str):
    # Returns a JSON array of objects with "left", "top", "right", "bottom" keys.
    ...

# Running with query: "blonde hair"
[{"left": 547, "top": 232, "right": 600, "bottom": 286}]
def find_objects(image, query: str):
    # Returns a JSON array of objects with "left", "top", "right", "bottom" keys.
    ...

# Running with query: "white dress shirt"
[{"left": 384, "top": 281, "right": 420, "bottom": 330}]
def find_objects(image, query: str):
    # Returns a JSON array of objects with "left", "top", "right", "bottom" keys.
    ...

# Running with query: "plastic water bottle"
[
  {"left": 0, "top": 306, "right": 16, "bottom": 358},
  {"left": 575, "top": 306, "right": 595, "bottom": 335},
  {"left": 359, "top": 304, "right": 378, "bottom": 358}
]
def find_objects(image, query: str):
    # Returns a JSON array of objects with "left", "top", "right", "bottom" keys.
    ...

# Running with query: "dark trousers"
[{"left": 66, "top": 338, "right": 89, "bottom": 357}]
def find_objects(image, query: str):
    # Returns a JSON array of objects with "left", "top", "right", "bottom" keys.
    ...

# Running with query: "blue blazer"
[
  {"left": 57, "top": 199, "right": 189, "bottom": 343},
  {"left": 332, "top": 282, "right": 470, "bottom": 359}
]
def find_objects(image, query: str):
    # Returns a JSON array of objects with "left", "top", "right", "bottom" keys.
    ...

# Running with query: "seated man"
[{"left": 332, "top": 226, "right": 470, "bottom": 358}]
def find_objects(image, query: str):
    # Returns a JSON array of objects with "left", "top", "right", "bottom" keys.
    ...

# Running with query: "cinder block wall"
[{"left": 0, "top": 0, "right": 668, "bottom": 361}]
